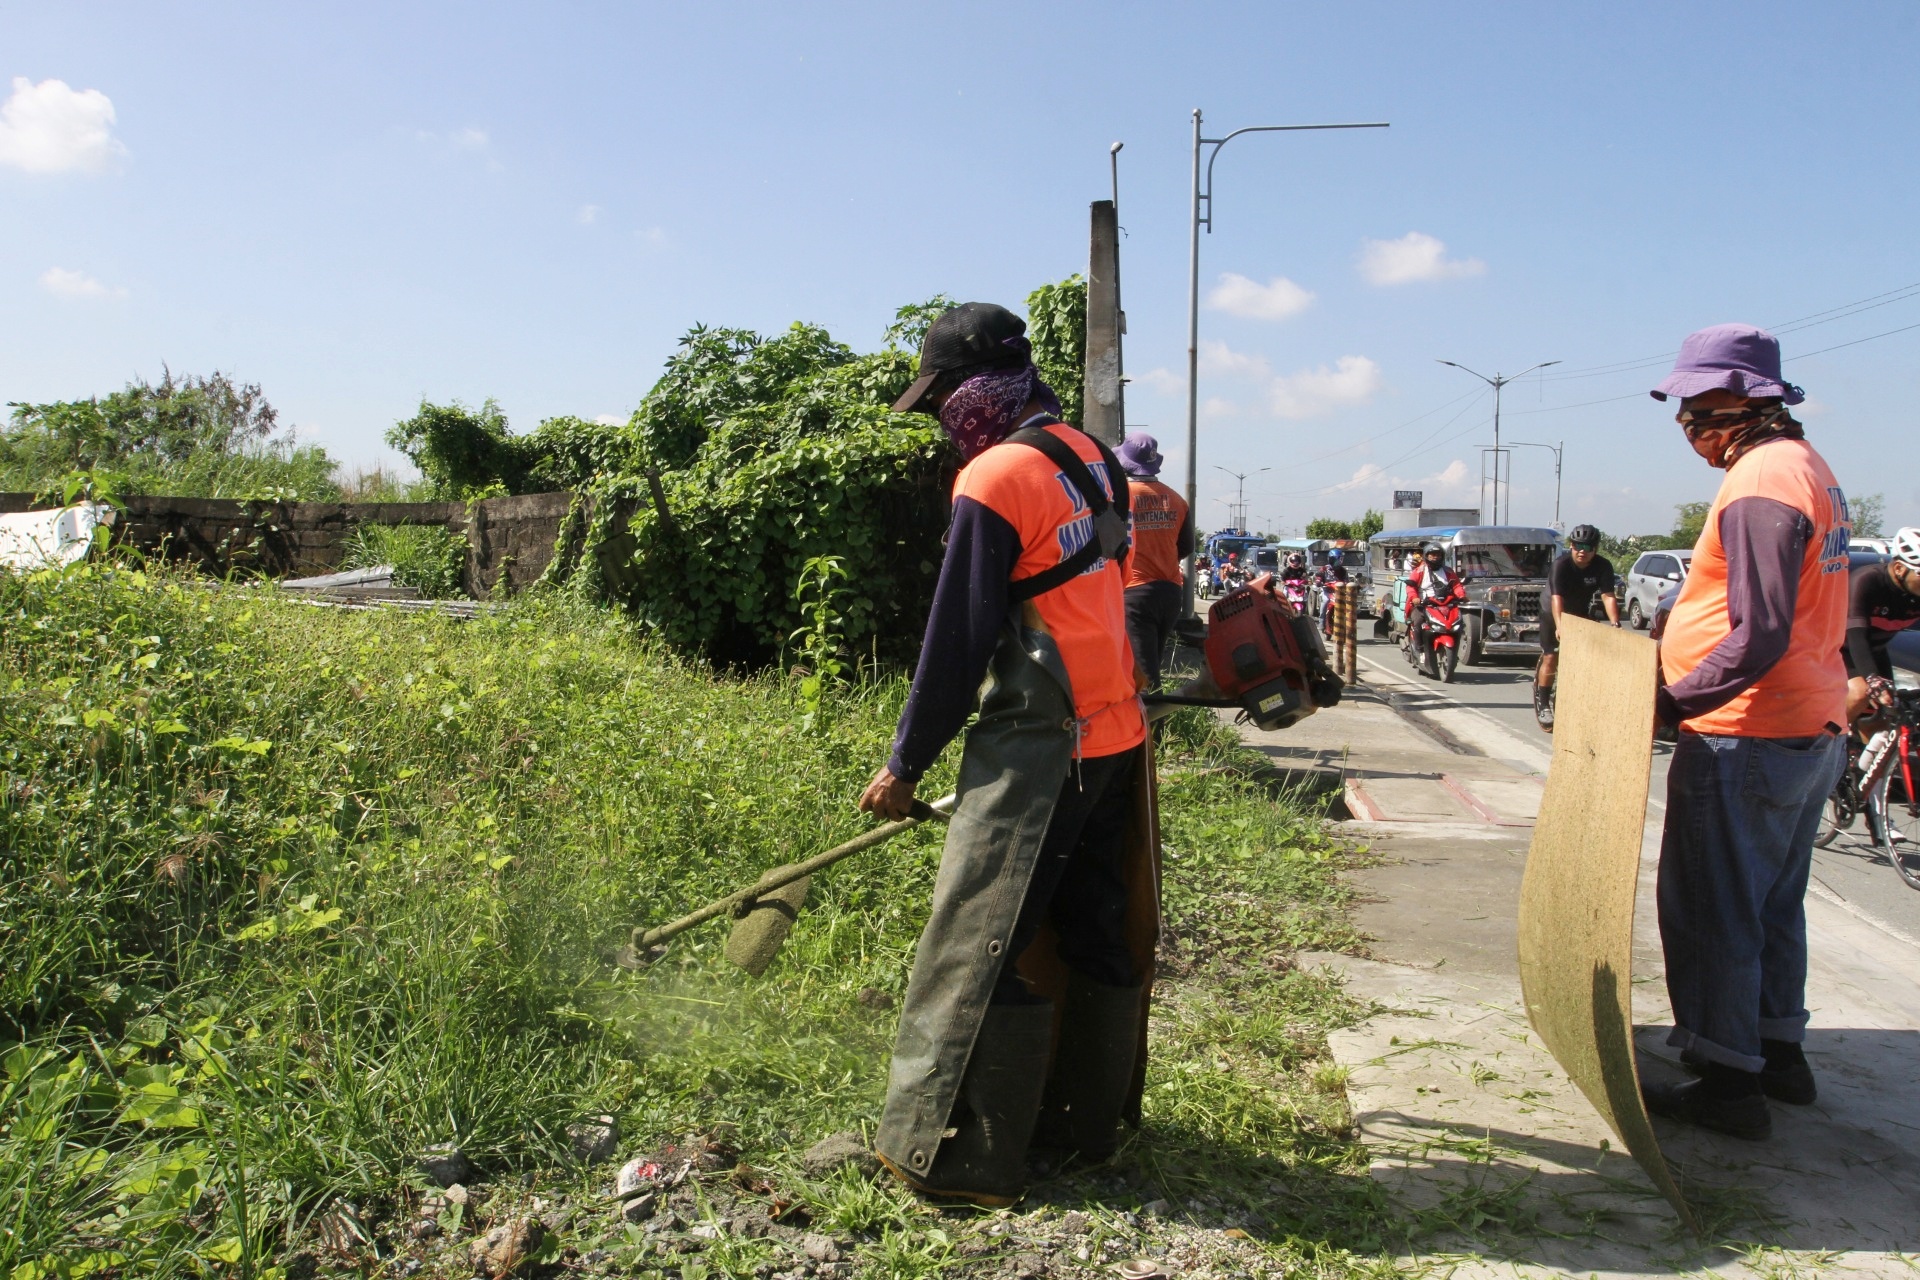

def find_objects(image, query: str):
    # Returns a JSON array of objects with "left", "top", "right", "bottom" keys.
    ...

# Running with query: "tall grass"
[{"left": 0, "top": 562, "right": 1383, "bottom": 1273}]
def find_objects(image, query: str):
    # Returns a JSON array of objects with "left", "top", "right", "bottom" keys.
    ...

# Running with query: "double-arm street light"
[
  {"left": 1507, "top": 440, "right": 1564, "bottom": 530},
  {"left": 1435, "top": 359, "right": 1561, "bottom": 525},
  {"left": 1214, "top": 464, "right": 1269, "bottom": 532},
  {"left": 1182, "top": 109, "right": 1389, "bottom": 618}
]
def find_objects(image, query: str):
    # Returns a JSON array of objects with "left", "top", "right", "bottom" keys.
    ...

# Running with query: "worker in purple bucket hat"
[
  {"left": 1115, "top": 433, "right": 1193, "bottom": 690},
  {"left": 1641, "top": 323, "right": 1851, "bottom": 1141}
]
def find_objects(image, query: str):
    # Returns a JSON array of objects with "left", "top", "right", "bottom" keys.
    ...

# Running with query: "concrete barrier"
[{"left": 0, "top": 490, "right": 580, "bottom": 600}]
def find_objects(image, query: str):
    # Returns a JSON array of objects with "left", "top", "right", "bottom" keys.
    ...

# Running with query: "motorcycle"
[
  {"left": 1404, "top": 585, "right": 1465, "bottom": 682},
  {"left": 1278, "top": 574, "right": 1309, "bottom": 616}
]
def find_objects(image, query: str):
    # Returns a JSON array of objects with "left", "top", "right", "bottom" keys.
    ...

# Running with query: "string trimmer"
[{"left": 620, "top": 577, "right": 1341, "bottom": 977}]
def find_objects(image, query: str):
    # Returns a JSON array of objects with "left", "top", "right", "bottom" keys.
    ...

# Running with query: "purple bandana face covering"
[
  {"left": 933, "top": 335, "right": 1062, "bottom": 461},
  {"left": 937, "top": 366, "right": 1064, "bottom": 461}
]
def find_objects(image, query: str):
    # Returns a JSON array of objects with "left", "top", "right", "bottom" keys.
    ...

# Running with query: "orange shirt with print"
[
  {"left": 1126, "top": 477, "right": 1189, "bottom": 588},
  {"left": 953, "top": 425, "right": 1147, "bottom": 759},
  {"left": 1660, "top": 438, "right": 1850, "bottom": 737}
]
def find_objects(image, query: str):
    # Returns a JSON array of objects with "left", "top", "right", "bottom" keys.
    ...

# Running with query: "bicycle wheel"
[
  {"left": 1814, "top": 787, "right": 1853, "bottom": 849},
  {"left": 1883, "top": 792, "right": 1920, "bottom": 890}
]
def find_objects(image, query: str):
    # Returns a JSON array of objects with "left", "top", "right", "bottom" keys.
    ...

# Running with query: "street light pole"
[
  {"left": 1508, "top": 440, "right": 1564, "bottom": 529},
  {"left": 1435, "top": 360, "right": 1561, "bottom": 524},
  {"left": 1181, "top": 109, "right": 1389, "bottom": 619},
  {"left": 1214, "top": 464, "right": 1269, "bottom": 531}
]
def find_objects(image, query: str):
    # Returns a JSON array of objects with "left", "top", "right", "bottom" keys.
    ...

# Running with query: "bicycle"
[{"left": 1817, "top": 687, "right": 1920, "bottom": 891}]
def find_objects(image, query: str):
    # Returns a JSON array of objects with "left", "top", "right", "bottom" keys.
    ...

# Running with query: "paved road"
[{"left": 1353, "top": 631, "right": 1920, "bottom": 948}]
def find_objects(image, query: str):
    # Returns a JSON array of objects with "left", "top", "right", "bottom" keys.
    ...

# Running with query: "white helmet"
[{"left": 1893, "top": 526, "right": 1920, "bottom": 570}]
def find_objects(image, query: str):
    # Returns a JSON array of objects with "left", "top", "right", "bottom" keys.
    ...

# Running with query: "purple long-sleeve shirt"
[
  {"left": 1655, "top": 496, "right": 1812, "bottom": 727},
  {"left": 887, "top": 497, "right": 1022, "bottom": 783}
]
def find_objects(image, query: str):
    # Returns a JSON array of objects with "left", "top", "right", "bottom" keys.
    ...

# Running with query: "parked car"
[{"left": 1623, "top": 549, "right": 1692, "bottom": 630}]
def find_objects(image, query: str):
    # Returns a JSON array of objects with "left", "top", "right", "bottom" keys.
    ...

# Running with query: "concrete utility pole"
[
  {"left": 1183, "top": 109, "right": 1389, "bottom": 619},
  {"left": 1084, "top": 197, "right": 1124, "bottom": 446},
  {"left": 1509, "top": 440, "right": 1564, "bottom": 530},
  {"left": 1436, "top": 360, "right": 1560, "bottom": 525}
]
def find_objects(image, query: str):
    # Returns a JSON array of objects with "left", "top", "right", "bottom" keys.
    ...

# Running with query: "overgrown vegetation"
[
  {"left": 2, "top": 371, "right": 340, "bottom": 503},
  {"left": 339, "top": 523, "right": 468, "bottom": 598},
  {"left": 1, "top": 560, "right": 1392, "bottom": 1276}
]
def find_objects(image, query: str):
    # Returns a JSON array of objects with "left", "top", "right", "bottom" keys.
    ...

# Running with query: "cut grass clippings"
[{"left": 1, "top": 560, "right": 1403, "bottom": 1276}]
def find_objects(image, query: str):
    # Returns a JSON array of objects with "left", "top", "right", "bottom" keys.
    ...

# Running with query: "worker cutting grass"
[{"left": 0, "top": 557, "right": 1394, "bottom": 1274}]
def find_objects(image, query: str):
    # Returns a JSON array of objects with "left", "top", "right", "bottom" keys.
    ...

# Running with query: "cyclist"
[
  {"left": 1843, "top": 527, "right": 1920, "bottom": 842},
  {"left": 1534, "top": 524, "right": 1621, "bottom": 727},
  {"left": 1843, "top": 526, "right": 1920, "bottom": 722}
]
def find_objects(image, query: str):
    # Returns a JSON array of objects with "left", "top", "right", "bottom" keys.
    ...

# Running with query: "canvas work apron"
[{"left": 875, "top": 616, "right": 1163, "bottom": 1178}]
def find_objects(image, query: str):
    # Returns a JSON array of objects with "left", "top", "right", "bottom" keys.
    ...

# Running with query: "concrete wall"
[{"left": 0, "top": 490, "right": 580, "bottom": 600}]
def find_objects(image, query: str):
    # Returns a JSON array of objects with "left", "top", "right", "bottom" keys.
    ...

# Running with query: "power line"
[{"left": 1538, "top": 280, "right": 1920, "bottom": 382}]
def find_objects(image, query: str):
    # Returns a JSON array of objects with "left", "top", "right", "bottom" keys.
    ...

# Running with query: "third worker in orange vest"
[{"left": 1115, "top": 432, "right": 1194, "bottom": 690}]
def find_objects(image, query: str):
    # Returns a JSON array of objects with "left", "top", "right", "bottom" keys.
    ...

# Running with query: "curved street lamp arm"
[
  {"left": 1507, "top": 360, "right": 1563, "bottom": 383},
  {"left": 1200, "top": 122, "right": 1389, "bottom": 232},
  {"left": 1436, "top": 359, "right": 1496, "bottom": 386}
]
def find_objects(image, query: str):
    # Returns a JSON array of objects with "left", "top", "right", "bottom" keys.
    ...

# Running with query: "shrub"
[{"left": 339, "top": 523, "right": 468, "bottom": 598}]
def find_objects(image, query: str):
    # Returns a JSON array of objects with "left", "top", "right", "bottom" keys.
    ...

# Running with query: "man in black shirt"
[
  {"left": 1843, "top": 528, "right": 1920, "bottom": 722},
  {"left": 1535, "top": 523, "right": 1620, "bottom": 724}
]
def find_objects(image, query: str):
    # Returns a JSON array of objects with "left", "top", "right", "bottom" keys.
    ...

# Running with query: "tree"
[
  {"left": 1025, "top": 275, "right": 1086, "bottom": 428},
  {"left": 1355, "top": 508, "right": 1385, "bottom": 540},
  {"left": 385, "top": 398, "right": 529, "bottom": 499},
  {"left": 883, "top": 294, "right": 956, "bottom": 353},
  {"left": 1305, "top": 517, "right": 1353, "bottom": 540},
  {"left": 2, "top": 370, "right": 338, "bottom": 500},
  {"left": 1853, "top": 491, "right": 1885, "bottom": 538},
  {"left": 1665, "top": 500, "right": 1712, "bottom": 550}
]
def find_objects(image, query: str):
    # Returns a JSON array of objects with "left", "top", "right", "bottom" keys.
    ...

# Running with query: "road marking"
[{"left": 1358, "top": 650, "right": 1554, "bottom": 774}]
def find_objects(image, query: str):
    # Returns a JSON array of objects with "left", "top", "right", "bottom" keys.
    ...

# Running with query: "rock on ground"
[
  {"left": 469, "top": 1216, "right": 545, "bottom": 1278},
  {"left": 418, "top": 1143, "right": 473, "bottom": 1188}
]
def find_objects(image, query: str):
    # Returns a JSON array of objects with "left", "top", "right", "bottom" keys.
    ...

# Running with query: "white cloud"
[
  {"left": 594, "top": 413, "right": 625, "bottom": 426},
  {"left": 0, "top": 77, "right": 126, "bottom": 174},
  {"left": 1332, "top": 463, "right": 1387, "bottom": 493},
  {"left": 577, "top": 203, "right": 602, "bottom": 225},
  {"left": 1357, "top": 232, "right": 1485, "bottom": 286},
  {"left": 40, "top": 266, "right": 126, "bottom": 299},
  {"left": 1129, "top": 367, "right": 1183, "bottom": 394},
  {"left": 1423, "top": 459, "right": 1472, "bottom": 489},
  {"left": 636, "top": 225, "right": 668, "bottom": 246},
  {"left": 1198, "top": 340, "right": 1270, "bottom": 378},
  {"left": 1268, "top": 355, "right": 1383, "bottom": 419},
  {"left": 1205, "top": 272, "right": 1314, "bottom": 321},
  {"left": 451, "top": 127, "right": 490, "bottom": 151}
]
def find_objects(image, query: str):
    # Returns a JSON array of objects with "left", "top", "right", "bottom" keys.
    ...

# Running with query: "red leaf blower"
[{"left": 1147, "top": 574, "right": 1344, "bottom": 731}]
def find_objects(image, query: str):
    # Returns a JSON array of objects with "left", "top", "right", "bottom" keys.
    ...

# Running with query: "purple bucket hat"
[
  {"left": 1650, "top": 323, "right": 1804, "bottom": 405},
  {"left": 1116, "top": 431, "right": 1163, "bottom": 478}
]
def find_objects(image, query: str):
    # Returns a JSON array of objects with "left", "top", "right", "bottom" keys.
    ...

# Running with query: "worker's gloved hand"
[{"left": 859, "top": 766, "right": 919, "bottom": 822}]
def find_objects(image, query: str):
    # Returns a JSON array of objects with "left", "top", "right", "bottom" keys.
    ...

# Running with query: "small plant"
[{"left": 790, "top": 554, "right": 850, "bottom": 730}]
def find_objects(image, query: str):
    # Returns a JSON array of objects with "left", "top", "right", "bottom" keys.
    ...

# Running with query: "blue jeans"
[{"left": 1657, "top": 730, "right": 1844, "bottom": 1073}]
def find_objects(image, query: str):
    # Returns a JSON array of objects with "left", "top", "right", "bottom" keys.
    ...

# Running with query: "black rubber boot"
[
  {"left": 1680, "top": 1039, "right": 1817, "bottom": 1105},
  {"left": 885, "top": 1002, "right": 1054, "bottom": 1207},
  {"left": 1032, "top": 975, "right": 1143, "bottom": 1163},
  {"left": 1643, "top": 1063, "right": 1771, "bottom": 1140}
]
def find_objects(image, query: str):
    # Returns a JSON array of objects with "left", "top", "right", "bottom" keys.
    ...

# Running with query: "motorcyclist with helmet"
[
  {"left": 1404, "top": 542, "right": 1465, "bottom": 662},
  {"left": 1534, "top": 524, "right": 1621, "bottom": 728},
  {"left": 1278, "top": 550, "right": 1311, "bottom": 613}
]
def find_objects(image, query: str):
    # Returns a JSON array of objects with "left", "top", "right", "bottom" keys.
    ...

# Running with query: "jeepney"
[{"left": 1369, "top": 526, "right": 1560, "bottom": 663}]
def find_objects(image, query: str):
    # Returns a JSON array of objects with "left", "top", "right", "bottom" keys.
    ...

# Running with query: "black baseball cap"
[{"left": 892, "top": 302, "right": 1029, "bottom": 414}]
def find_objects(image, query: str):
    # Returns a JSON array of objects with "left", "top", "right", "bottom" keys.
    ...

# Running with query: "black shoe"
[
  {"left": 1679, "top": 1041, "right": 1817, "bottom": 1106},
  {"left": 1032, "top": 975, "right": 1143, "bottom": 1163},
  {"left": 879, "top": 1002, "right": 1054, "bottom": 1207},
  {"left": 1643, "top": 1072, "right": 1771, "bottom": 1140}
]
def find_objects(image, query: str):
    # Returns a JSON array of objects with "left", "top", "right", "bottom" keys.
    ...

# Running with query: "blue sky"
[{"left": 4, "top": 1, "right": 1917, "bottom": 536}]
